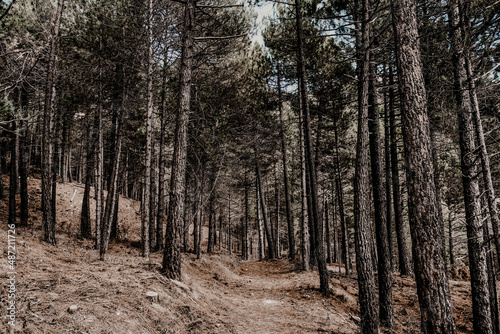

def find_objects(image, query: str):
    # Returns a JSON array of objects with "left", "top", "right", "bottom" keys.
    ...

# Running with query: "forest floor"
[{"left": 0, "top": 177, "right": 487, "bottom": 333}]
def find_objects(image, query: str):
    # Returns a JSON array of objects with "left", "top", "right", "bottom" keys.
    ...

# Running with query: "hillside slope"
[{"left": 0, "top": 178, "right": 483, "bottom": 333}]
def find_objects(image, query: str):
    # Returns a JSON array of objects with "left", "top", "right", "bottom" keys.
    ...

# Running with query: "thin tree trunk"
[
  {"left": 81, "top": 121, "right": 93, "bottom": 239},
  {"left": 324, "top": 195, "right": 331, "bottom": 264},
  {"left": 448, "top": 207, "right": 455, "bottom": 268},
  {"left": 162, "top": 0, "right": 194, "bottom": 279},
  {"left": 256, "top": 176, "right": 264, "bottom": 260},
  {"left": 295, "top": 0, "right": 328, "bottom": 295},
  {"left": 333, "top": 117, "right": 350, "bottom": 275},
  {"left": 353, "top": 0, "right": 378, "bottom": 330},
  {"left": 298, "top": 80, "right": 310, "bottom": 271},
  {"left": 391, "top": 0, "right": 456, "bottom": 331},
  {"left": 465, "top": 45, "right": 500, "bottom": 273},
  {"left": 100, "top": 129, "right": 122, "bottom": 260},
  {"left": 277, "top": 60, "right": 295, "bottom": 260},
  {"left": 150, "top": 142, "right": 158, "bottom": 252},
  {"left": 256, "top": 159, "right": 276, "bottom": 259},
  {"left": 368, "top": 59, "right": 394, "bottom": 328},
  {"left": 19, "top": 118, "right": 28, "bottom": 227},
  {"left": 193, "top": 180, "right": 199, "bottom": 255},
  {"left": 383, "top": 72, "right": 394, "bottom": 270},
  {"left": 448, "top": 1, "right": 492, "bottom": 331},
  {"left": 482, "top": 197, "right": 499, "bottom": 334},
  {"left": 41, "top": 0, "right": 64, "bottom": 246},
  {"left": 242, "top": 174, "right": 249, "bottom": 260},
  {"left": 389, "top": 66, "right": 412, "bottom": 276},
  {"left": 141, "top": 0, "right": 154, "bottom": 258}
]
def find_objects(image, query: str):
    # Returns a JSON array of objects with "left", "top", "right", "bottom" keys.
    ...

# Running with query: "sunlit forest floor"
[{"left": 0, "top": 177, "right": 488, "bottom": 333}]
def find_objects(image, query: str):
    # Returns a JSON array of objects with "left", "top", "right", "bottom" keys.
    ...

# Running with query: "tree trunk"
[
  {"left": 157, "top": 61, "right": 169, "bottom": 252},
  {"left": 368, "top": 60, "right": 394, "bottom": 328},
  {"left": 465, "top": 42, "right": 500, "bottom": 273},
  {"left": 256, "top": 176, "right": 264, "bottom": 260},
  {"left": 100, "top": 128, "right": 122, "bottom": 260},
  {"left": 242, "top": 174, "right": 249, "bottom": 260},
  {"left": 162, "top": 0, "right": 194, "bottom": 279},
  {"left": 324, "top": 195, "right": 331, "bottom": 264},
  {"left": 391, "top": 0, "right": 456, "bottom": 331},
  {"left": 448, "top": 207, "right": 455, "bottom": 268},
  {"left": 298, "top": 79, "right": 310, "bottom": 271},
  {"left": 207, "top": 166, "right": 216, "bottom": 254},
  {"left": 256, "top": 159, "right": 276, "bottom": 259},
  {"left": 383, "top": 72, "right": 394, "bottom": 270},
  {"left": 388, "top": 66, "right": 412, "bottom": 276},
  {"left": 448, "top": 1, "right": 492, "bottom": 332},
  {"left": 19, "top": 118, "right": 28, "bottom": 227},
  {"left": 8, "top": 122, "right": 17, "bottom": 226},
  {"left": 141, "top": 0, "right": 154, "bottom": 258},
  {"left": 41, "top": 0, "right": 64, "bottom": 246},
  {"left": 353, "top": 0, "right": 378, "bottom": 330},
  {"left": 277, "top": 60, "right": 295, "bottom": 260},
  {"left": 150, "top": 142, "right": 158, "bottom": 252},
  {"left": 81, "top": 121, "right": 93, "bottom": 239},
  {"left": 274, "top": 167, "right": 280, "bottom": 258},
  {"left": 295, "top": 0, "right": 328, "bottom": 296},
  {"left": 193, "top": 180, "right": 200, "bottom": 255},
  {"left": 333, "top": 117, "right": 350, "bottom": 275}
]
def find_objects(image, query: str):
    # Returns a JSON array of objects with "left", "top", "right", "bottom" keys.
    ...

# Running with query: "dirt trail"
[{"left": 0, "top": 178, "right": 483, "bottom": 333}]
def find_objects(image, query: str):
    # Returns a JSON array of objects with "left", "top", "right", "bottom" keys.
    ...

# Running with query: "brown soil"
[{"left": 0, "top": 177, "right": 488, "bottom": 333}]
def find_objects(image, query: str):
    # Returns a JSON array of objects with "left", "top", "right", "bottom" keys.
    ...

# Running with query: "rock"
[
  {"left": 146, "top": 291, "right": 159, "bottom": 303},
  {"left": 68, "top": 305, "right": 78, "bottom": 314}
]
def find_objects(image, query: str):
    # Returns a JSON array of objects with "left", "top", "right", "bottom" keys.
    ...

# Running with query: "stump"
[{"left": 146, "top": 291, "right": 159, "bottom": 303}]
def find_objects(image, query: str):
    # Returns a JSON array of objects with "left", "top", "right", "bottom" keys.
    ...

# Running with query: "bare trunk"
[
  {"left": 333, "top": 118, "right": 350, "bottom": 275},
  {"left": 141, "top": 0, "right": 154, "bottom": 258},
  {"left": 368, "top": 60, "right": 394, "bottom": 328},
  {"left": 391, "top": 0, "right": 456, "bottom": 331},
  {"left": 388, "top": 66, "right": 412, "bottom": 276},
  {"left": 162, "top": 0, "right": 194, "bottom": 279},
  {"left": 295, "top": 0, "right": 328, "bottom": 295},
  {"left": 256, "top": 159, "right": 276, "bottom": 259},
  {"left": 353, "top": 0, "right": 378, "bottom": 330},
  {"left": 41, "top": 0, "right": 64, "bottom": 245},
  {"left": 448, "top": 1, "right": 492, "bottom": 331},
  {"left": 298, "top": 80, "right": 310, "bottom": 271}
]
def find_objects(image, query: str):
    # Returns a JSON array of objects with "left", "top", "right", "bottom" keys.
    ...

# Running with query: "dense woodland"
[{"left": 1, "top": 0, "right": 500, "bottom": 332}]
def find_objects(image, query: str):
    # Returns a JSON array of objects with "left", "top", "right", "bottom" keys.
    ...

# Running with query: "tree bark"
[
  {"left": 256, "top": 176, "right": 265, "bottom": 260},
  {"left": 141, "top": 0, "right": 154, "bottom": 258},
  {"left": 295, "top": 0, "right": 329, "bottom": 296},
  {"left": 391, "top": 0, "right": 456, "bottom": 331},
  {"left": 41, "top": 0, "right": 64, "bottom": 245},
  {"left": 448, "top": 1, "right": 492, "bottom": 332},
  {"left": 353, "top": 0, "right": 378, "bottom": 330},
  {"left": 333, "top": 117, "right": 350, "bottom": 275},
  {"left": 277, "top": 60, "right": 295, "bottom": 260},
  {"left": 242, "top": 173, "right": 249, "bottom": 260},
  {"left": 383, "top": 72, "right": 394, "bottom": 270},
  {"left": 324, "top": 195, "right": 331, "bottom": 264},
  {"left": 368, "top": 60, "right": 394, "bottom": 328},
  {"left": 298, "top": 79, "right": 310, "bottom": 271},
  {"left": 256, "top": 159, "right": 276, "bottom": 259},
  {"left": 100, "top": 124, "right": 122, "bottom": 260},
  {"left": 81, "top": 121, "right": 93, "bottom": 239},
  {"left": 162, "top": 0, "right": 194, "bottom": 279},
  {"left": 388, "top": 66, "right": 412, "bottom": 276}
]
